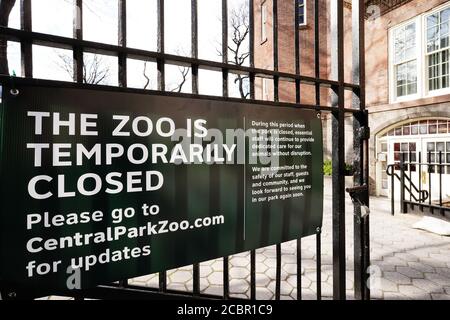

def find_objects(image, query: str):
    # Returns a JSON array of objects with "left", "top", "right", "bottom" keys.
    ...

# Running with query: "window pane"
[
  {"left": 427, "top": 13, "right": 439, "bottom": 28},
  {"left": 428, "top": 142, "right": 436, "bottom": 152},
  {"left": 437, "top": 142, "right": 445, "bottom": 152},
  {"left": 420, "top": 121, "right": 428, "bottom": 134},
  {"left": 401, "top": 143, "right": 409, "bottom": 152},
  {"left": 411, "top": 122, "right": 419, "bottom": 135},
  {"left": 427, "top": 26, "right": 439, "bottom": 52},
  {"left": 199, "top": 69, "right": 222, "bottom": 96}
]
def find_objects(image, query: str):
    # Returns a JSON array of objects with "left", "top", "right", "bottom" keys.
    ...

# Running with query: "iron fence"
[{"left": 0, "top": 0, "right": 369, "bottom": 300}]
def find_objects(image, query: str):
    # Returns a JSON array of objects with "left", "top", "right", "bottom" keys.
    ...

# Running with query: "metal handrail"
[{"left": 386, "top": 164, "right": 429, "bottom": 202}]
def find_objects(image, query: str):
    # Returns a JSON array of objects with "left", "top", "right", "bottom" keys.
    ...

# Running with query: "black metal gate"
[{"left": 0, "top": 0, "right": 370, "bottom": 300}]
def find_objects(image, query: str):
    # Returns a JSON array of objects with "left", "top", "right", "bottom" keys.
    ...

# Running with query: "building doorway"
[{"left": 376, "top": 118, "right": 450, "bottom": 199}]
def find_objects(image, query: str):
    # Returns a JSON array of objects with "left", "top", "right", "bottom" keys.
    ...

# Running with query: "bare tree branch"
[
  {"left": 217, "top": 2, "right": 250, "bottom": 99},
  {"left": 55, "top": 52, "right": 111, "bottom": 85}
]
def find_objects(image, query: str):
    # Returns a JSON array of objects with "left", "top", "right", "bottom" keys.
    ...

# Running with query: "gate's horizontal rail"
[
  {"left": 0, "top": 27, "right": 360, "bottom": 92},
  {"left": 0, "top": 75, "right": 361, "bottom": 114}
]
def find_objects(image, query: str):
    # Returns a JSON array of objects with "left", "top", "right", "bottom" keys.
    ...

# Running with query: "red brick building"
[{"left": 255, "top": 0, "right": 450, "bottom": 199}]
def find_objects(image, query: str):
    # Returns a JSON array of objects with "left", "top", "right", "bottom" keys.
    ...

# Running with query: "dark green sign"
[{"left": 0, "top": 83, "right": 323, "bottom": 294}]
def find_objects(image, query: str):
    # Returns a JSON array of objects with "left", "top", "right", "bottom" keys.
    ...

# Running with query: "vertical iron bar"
[
  {"left": 118, "top": 0, "right": 127, "bottom": 88},
  {"left": 117, "top": 0, "right": 128, "bottom": 289},
  {"left": 391, "top": 166, "right": 395, "bottom": 216},
  {"left": 294, "top": 0, "right": 300, "bottom": 103},
  {"left": 249, "top": 0, "right": 255, "bottom": 100},
  {"left": 157, "top": 0, "right": 165, "bottom": 91},
  {"left": 331, "top": 0, "right": 346, "bottom": 301},
  {"left": 223, "top": 257, "right": 230, "bottom": 299},
  {"left": 222, "top": 0, "right": 228, "bottom": 97},
  {"left": 20, "top": 0, "right": 32, "bottom": 78},
  {"left": 294, "top": 0, "right": 302, "bottom": 301},
  {"left": 352, "top": 0, "right": 368, "bottom": 301},
  {"left": 409, "top": 150, "right": 412, "bottom": 209},
  {"left": 250, "top": 250, "right": 256, "bottom": 300},
  {"left": 439, "top": 151, "right": 443, "bottom": 216},
  {"left": 249, "top": 0, "right": 256, "bottom": 300},
  {"left": 400, "top": 153, "right": 406, "bottom": 214},
  {"left": 314, "top": 0, "right": 320, "bottom": 106},
  {"left": 73, "top": 0, "right": 83, "bottom": 83},
  {"left": 272, "top": 0, "right": 279, "bottom": 102},
  {"left": 191, "top": 0, "right": 198, "bottom": 94},
  {"left": 296, "top": 238, "right": 302, "bottom": 300},
  {"left": 275, "top": 244, "right": 281, "bottom": 300},
  {"left": 429, "top": 151, "right": 433, "bottom": 214},
  {"left": 157, "top": 0, "right": 166, "bottom": 292},
  {"left": 419, "top": 152, "right": 423, "bottom": 212},
  {"left": 191, "top": 0, "right": 200, "bottom": 296},
  {"left": 221, "top": 0, "right": 230, "bottom": 301},
  {"left": 316, "top": 231, "right": 322, "bottom": 300}
]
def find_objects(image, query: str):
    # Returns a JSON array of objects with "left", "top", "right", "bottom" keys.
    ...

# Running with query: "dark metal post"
[
  {"left": 439, "top": 151, "right": 443, "bottom": 216},
  {"left": 191, "top": 0, "right": 200, "bottom": 296},
  {"left": 419, "top": 152, "right": 423, "bottom": 212},
  {"left": 20, "top": 0, "right": 32, "bottom": 78},
  {"left": 157, "top": 0, "right": 166, "bottom": 292},
  {"left": 400, "top": 153, "right": 406, "bottom": 214},
  {"left": 118, "top": 0, "right": 127, "bottom": 88},
  {"left": 316, "top": 231, "right": 322, "bottom": 300},
  {"left": 272, "top": 0, "right": 279, "bottom": 101},
  {"left": 157, "top": 0, "right": 165, "bottom": 91},
  {"left": 331, "top": 0, "right": 346, "bottom": 300},
  {"left": 391, "top": 166, "right": 395, "bottom": 216},
  {"left": 73, "top": 0, "right": 83, "bottom": 83},
  {"left": 352, "top": 0, "right": 369, "bottom": 301},
  {"left": 428, "top": 151, "right": 433, "bottom": 214}
]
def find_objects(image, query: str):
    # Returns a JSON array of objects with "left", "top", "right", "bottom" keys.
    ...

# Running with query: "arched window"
[{"left": 381, "top": 119, "right": 450, "bottom": 137}]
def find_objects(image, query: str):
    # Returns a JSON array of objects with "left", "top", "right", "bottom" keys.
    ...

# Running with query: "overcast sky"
[{"left": 7, "top": 0, "right": 248, "bottom": 97}]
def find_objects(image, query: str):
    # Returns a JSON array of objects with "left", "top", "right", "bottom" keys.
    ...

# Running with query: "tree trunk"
[{"left": 0, "top": 0, "right": 17, "bottom": 75}]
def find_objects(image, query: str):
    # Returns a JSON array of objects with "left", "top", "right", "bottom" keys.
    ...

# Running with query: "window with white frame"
[
  {"left": 298, "top": 0, "right": 306, "bottom": 26},
  {"left": 392, "top": 21, "right": 418, "bottom": 99},
  {"left": 426, "top": 7, "right": 450, "bottom": 92},
  {"left": 261, "top": 2, "right": 267, "bottom": 43},
  {"left": 389, "top": 3, "right": 450, "bottom": 102}
]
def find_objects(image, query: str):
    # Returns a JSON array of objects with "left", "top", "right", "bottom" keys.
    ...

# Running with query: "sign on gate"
[{"left": 0, "top": 84, "right": 323, "bottom": 293}]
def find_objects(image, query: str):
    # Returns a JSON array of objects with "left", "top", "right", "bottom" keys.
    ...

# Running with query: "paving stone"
[
  {"left": 255, "top": 273, "right": 271, "bottom": 287},
  {"left": 383, "top": 292, "right": 410, "bottom": 300},
  {"left": 255, "top": 287, "right": 273, "bottom": 300},
  {"left": 207, "top": 271, "right": 223, "bottom": 286},
  {"left": 229, "top": 279, "right": 249, "bottom": 294},
  {"left": 424, "top": 273, "right": 450, "bottom": 286},
  {"left": 170, "top": 271, "right": 192, "bottom": 283},
  {"left": 408, "top": 261, "right": 435, "bottom": 273},
  {"left": 383, "top": 272, "right": 411, "bottom": 285},
  {"left": 229, "top": 267, "right": 249, "bottom": 279},
  {"left": 412, "top": 279, "right": 444, "bottom": 293},
  {"left": 397, "top": 266, "right": 425, "bottom": 279},
  {"left": 398, "top": 285, "right": 430, "bottom": 300},
  {"left": 203, "top": 285, "right": 223, "bottom": 296},
  {"left": 200, "top": 266, "right": 214, "bottom": 278},
  {"left": 431, "top": 294, "right": 450, "bottom": 300},
  {"left": 230, "top": 257, "right": 249, "bottom": 268}
]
